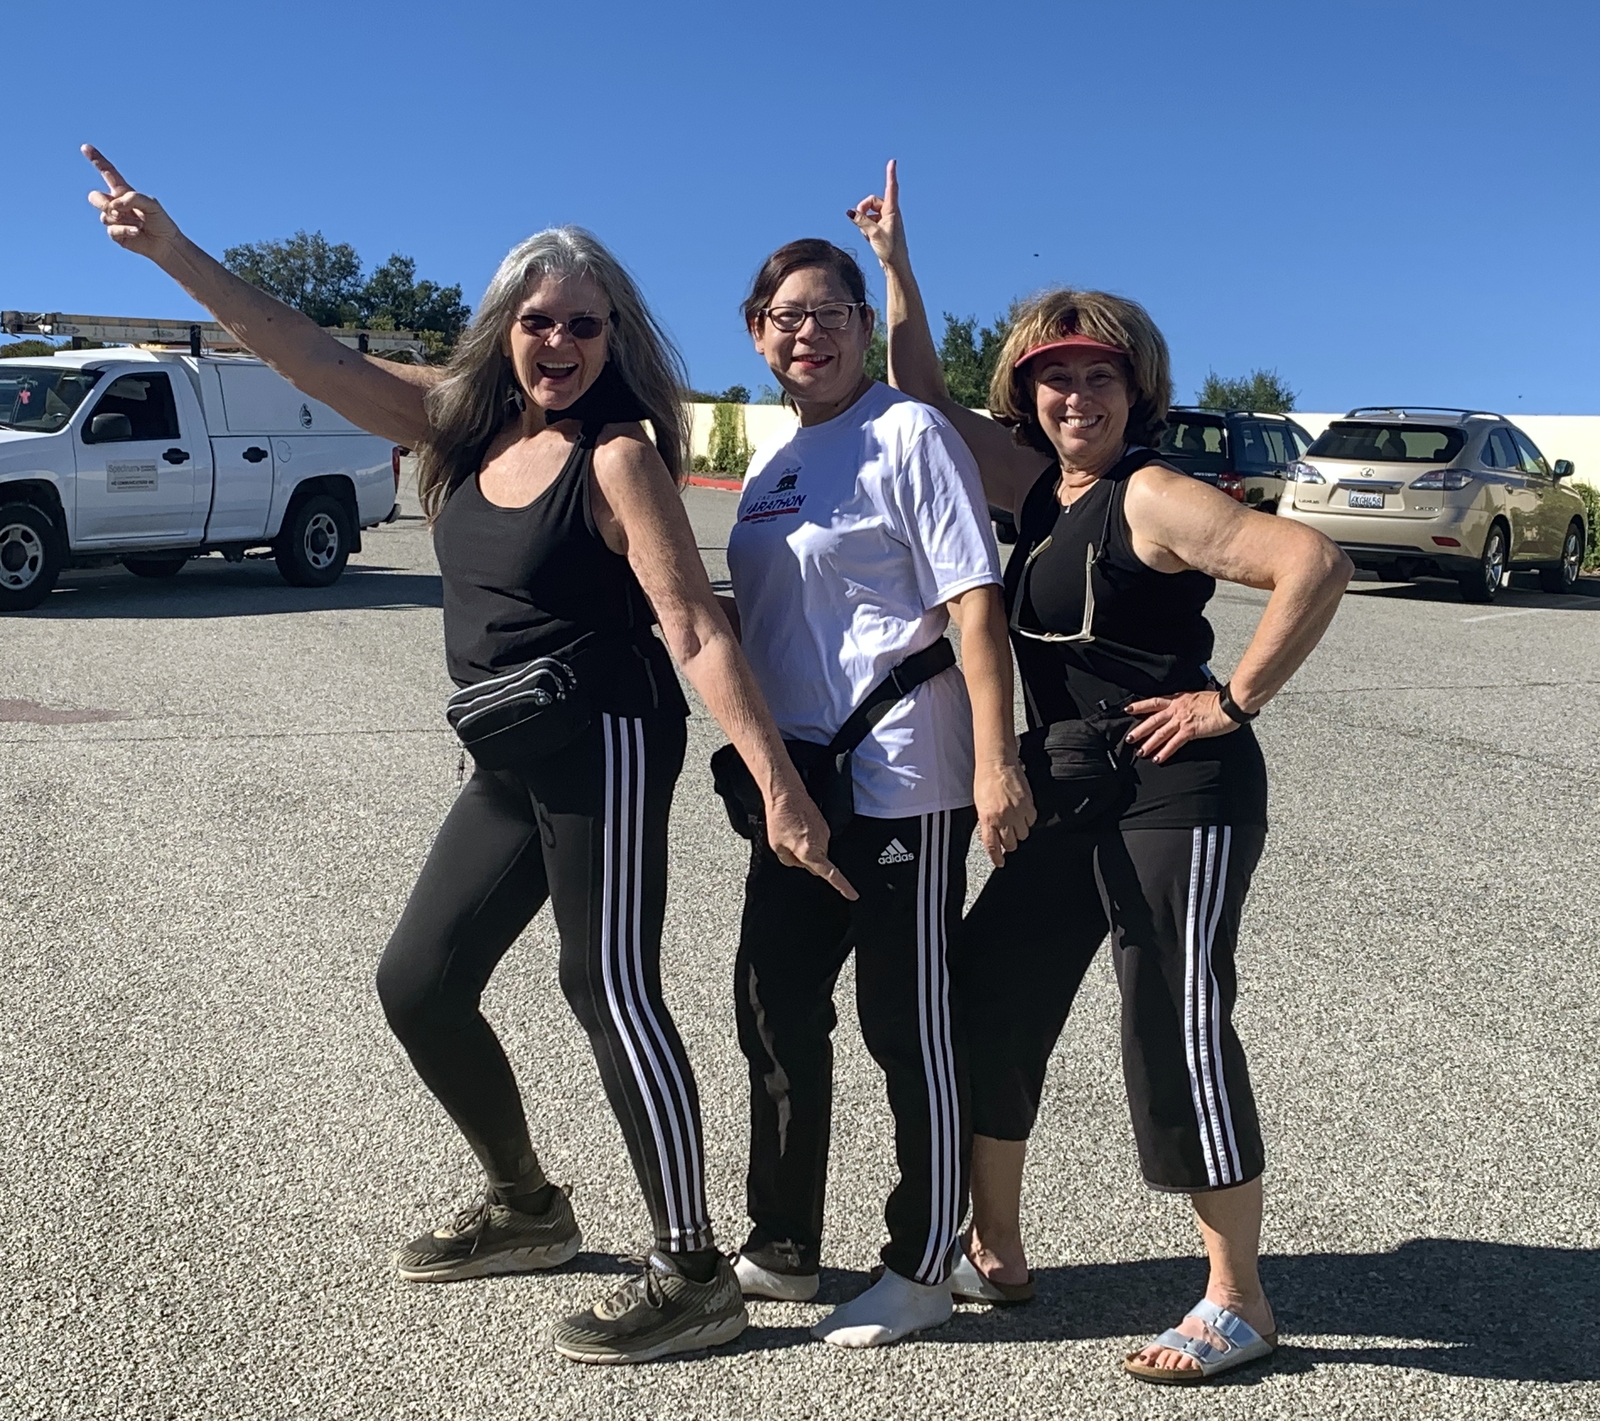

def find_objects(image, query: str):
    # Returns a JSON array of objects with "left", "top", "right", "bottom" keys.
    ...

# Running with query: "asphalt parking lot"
[{"left": 4, "top": 485, "right": 1598, "bottom": 1421}]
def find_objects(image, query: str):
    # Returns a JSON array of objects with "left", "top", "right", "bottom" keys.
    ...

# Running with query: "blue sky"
[{"left": 8, "top": 0, "right": 1599, "bottom": 412}]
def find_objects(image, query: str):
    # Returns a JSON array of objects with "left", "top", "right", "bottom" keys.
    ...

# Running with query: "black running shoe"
[
  {"left": 393, "top": 1187, "right": 581, "bottom": 1282},
  {"left": 550, "top": 1251, "right": 748, "bottom": 1364}
]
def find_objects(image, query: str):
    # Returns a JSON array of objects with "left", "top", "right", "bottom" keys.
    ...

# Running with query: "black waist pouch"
[
  {"left": 446, "top": 655, "right": 593, "bottom": 770},
  {"left": 1021, "top": 706, "right": 1138, "bottom": 831},
  {"left": 711, "top": 737, "right": 854, "bottom": 840},
  {"left": 710, "top": 639, "right": 956, "bottom": 843}
]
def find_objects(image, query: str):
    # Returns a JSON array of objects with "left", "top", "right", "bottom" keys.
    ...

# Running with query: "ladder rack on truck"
[{"left": 2, "top": 311, "right": 426, "bottom": 360}]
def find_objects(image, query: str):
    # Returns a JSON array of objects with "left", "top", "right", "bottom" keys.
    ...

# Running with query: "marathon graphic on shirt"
[{"left": 739, "top": 463, "right": 805, "bottom": 523}]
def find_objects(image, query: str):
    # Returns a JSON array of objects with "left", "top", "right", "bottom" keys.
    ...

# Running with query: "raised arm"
[
  {"left": 850, "top": 160, "right": 1049, "bottom": 519},
  {"left": 83, "top": 145, "right": 434, "bottom": 448},
  {"left": 591, "top": 430, "right": 856, "bottom": 900}
]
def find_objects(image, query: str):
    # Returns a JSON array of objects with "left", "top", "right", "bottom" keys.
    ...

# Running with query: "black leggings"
[
  {"left": 956, "top": 821, "right": 1266, "bottom": 1193},
  {"left": 376, "top": 712, "right": 713, "bottom": 1252}
]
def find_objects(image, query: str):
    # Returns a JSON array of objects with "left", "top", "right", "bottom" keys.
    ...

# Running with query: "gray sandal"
[{"left": 1124, "top": 1298, "right": 1276, "bottom": 1384}]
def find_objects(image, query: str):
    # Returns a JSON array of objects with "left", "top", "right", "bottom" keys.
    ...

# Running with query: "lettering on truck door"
[{"left": 72, "top": 371, "right": 207, "bottom": 545}]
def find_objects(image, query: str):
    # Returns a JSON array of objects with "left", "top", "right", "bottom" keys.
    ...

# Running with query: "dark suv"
[{"left": 1156, "top": 408, "right": 1316, "bottom": 513}]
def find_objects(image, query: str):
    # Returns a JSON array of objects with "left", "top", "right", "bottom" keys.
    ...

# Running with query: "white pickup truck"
[{"left": 0, "top": 347, "right": 400, "bottom": 611}]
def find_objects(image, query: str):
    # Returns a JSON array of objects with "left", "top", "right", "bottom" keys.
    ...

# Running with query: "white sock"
[{"left": 810, "top": 1268, "right": 953, "bottom": 1348}]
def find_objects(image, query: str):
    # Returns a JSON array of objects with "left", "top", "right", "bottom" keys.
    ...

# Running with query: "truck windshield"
[{"left": 0, "top": 365, "right": 102, "bottom": 432}]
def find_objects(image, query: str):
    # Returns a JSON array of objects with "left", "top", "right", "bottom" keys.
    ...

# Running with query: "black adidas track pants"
[
  {"left": 376, "top": 712, "right": 714, "bottom": 1252},
  {"left": 956, "top": 822, "right": 1266, "bottom": 1193},
  {"left": 735, "top": 807, "right": 976, "bottom": 1285}
]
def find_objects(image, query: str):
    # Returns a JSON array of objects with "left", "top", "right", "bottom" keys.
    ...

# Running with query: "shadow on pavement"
[
  {"left": 970, "top": 1239, "right": 1592, "bottom": 1382},
  {"left": 1347, "top": 575, "right": 1600, "bottom": 608},
  {"left": 27, "top": 563, "right": 442, "bottom": 619},
  {"left": 737, "top": 1240, "right": 1595, "bottom": 1382}
]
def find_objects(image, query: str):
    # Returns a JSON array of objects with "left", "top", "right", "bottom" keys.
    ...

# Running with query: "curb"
[{"left": 686, "top": 475, "right": 743, "bottom": 491}]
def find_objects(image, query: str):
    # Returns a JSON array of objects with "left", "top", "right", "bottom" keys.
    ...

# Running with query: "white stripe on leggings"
[
  {"left": 913, "top": 810, "right": 961, "bottom": 1283},
  {"left": 1183, "top": 826, "right": 1239, "bottom": 1188},
  {"left": 599, "top": 713, "right": 709, "bottom": 1248}
]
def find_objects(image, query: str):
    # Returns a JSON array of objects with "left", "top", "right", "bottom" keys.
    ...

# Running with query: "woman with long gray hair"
[{"left": 83, "top": 144, "right": 853, "bottom": 1366}]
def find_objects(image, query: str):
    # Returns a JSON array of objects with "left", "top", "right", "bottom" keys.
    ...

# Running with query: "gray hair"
[{"left": 416, "top": 226, "right": 689, "bottom": 520}]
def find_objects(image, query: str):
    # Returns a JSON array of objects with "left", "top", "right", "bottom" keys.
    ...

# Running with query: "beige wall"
[{"left": 687, "top": 402, "right": 797, "bottom": 464}]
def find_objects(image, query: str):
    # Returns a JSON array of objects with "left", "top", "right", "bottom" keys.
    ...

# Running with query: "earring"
[{"left": 506, "top": 382, "right": 526, "bottom": 413}]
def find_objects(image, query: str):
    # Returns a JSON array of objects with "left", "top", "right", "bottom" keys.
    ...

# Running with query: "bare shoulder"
[
  {"left": 1125, "top": 459, "right": 1233, "bottom": 521},
  {"left": 590, "top": 422, "right": 672, "bottom": 489}
]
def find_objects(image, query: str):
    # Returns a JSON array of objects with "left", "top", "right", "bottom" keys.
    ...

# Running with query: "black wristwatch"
[{"left": 1218, "top": 683, "right": 1258, "bottom": 724}]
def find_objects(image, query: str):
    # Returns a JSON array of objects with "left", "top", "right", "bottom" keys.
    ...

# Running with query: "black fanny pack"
[
  {"left": 1020, "top": 703, "right": 1139, "bottom": 831},
  {"left": 709, "top": 639, "right": 957, "bottom": 842},
  {"left": 446, "top": 652, "right": 595, "bottom": 770}
]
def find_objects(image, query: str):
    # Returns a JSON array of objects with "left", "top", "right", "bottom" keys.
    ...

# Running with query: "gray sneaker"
[
  {"left": 394, "top": 1187, "right": 581, "bottom": 1282},
  {"left": 551, "top": 1252, "right": 748, "bottom": 1364}
]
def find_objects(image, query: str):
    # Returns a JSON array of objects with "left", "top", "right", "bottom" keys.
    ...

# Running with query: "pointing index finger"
[
  {"left": 885, "top": 158, "right": 898, "bottom": 209},
  {"left": 82, "top": 144, "right": 131, "bottom": 197}
]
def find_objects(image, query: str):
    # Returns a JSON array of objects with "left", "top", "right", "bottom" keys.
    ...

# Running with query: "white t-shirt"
[{"left": 726, "top": 382, "right": 1001, "bottom": 819}]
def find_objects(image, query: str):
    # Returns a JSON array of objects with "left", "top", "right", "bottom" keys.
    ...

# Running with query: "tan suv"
[{"left": 1277, "top": 408, "right": 1586, "bottom": 603}]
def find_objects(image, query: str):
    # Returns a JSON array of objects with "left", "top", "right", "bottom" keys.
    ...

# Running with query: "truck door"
[
  {"left": 72, "top": 369, "right": 205, "bottom": 545},
  {"left": 206, "top": 438, "right": 276, "bottom": 542}
]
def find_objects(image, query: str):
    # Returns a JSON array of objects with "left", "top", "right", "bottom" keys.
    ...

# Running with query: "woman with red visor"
[{"left": 850, "top": 163, "right": 1351, "bottom": 1385}]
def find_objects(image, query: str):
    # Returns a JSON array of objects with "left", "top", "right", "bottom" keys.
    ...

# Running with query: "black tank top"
[
  {"left": 1005, "top": 448, "right": 1266, "bottom": 827},
  {"left": 431, "top": 421, "right": 688, "bottom": 719}
]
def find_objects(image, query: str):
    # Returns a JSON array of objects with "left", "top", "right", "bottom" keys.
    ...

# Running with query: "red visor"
[{"left": 1014, "top": 334, "right": 1128, "bottom": 369}]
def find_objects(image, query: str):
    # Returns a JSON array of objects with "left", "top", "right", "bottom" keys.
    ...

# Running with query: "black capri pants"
[
  {"left": 955, "top": 820, "right": 1267, "bottom": 1192},
  {"left": 376, "top": 711, "right": 713, "bottom": 1253}
]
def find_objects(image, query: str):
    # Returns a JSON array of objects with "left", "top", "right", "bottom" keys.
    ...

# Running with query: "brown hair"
[
  {"left": 989, "top": 289, "right": 1172, "bottom": 453},
  {"left": 742, "top": 239, "right": 869, "bottom": 331}
]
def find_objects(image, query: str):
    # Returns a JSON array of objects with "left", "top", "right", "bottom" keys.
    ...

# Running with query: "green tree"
[
  {"left": 222, "top": 232, "right": 472, "bottom": 359},
  {"left": 0, "top": 339, "right": 58, "bottom": 359},
  {"left": 223, "top": 231, "right": 365, "bottom": 328},
  {"left": 1196, "top": 368, "right": 1297, "bottom": 413},
  {"left": 707, "top": 403, "right": 753, "bottom": 476},
  {"left": 864, "top": 325, "right": 888, "bottom": 383},
  {"left": 939, "top": 310, "right": 1012, "bottom": 409},
  {"left": 360, "top": 254, "right": 470, "bottom": 352}
]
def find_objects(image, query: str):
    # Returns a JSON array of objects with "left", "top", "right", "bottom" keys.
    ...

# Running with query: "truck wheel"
[
  {"left": 274, "top": 493, "right": 352, "bottom": 588},
  {"left": 0, "top": 501, "right": 63, "bottom": 613},
  {"left": 124, "top": 556, "right": 188, "bottom": 579},
  {"left": 1539, "top": 521, "right": 1584, "bottom": 593},
  {"left": 1458, "top": 521, "right": 1508, "bottom": 604}
]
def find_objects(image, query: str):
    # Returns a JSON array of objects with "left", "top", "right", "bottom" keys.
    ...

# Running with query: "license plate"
[{"left": 1348, "top": 490, "right": 1385, "bottom": 509}]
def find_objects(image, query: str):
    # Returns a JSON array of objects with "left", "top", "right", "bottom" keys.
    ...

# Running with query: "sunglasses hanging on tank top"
[{"left": 1010, "top": 467, "right": 1140, "bottom": 830}]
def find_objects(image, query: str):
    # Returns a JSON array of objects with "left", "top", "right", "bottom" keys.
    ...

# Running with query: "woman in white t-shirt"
[{"left": 720, "top": 239, "right": 1035, "bottom": 1348}]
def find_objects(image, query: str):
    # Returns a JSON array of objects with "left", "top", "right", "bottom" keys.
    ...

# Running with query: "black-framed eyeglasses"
[
  {"left": 516, "top": 311, "right": 613, "bottom": 340},
  {"left": 758, "top": 302, "right": 865, "bottom": 333}
]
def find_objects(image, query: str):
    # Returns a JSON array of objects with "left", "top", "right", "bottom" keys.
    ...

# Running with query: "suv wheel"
[
  {"left": 0, "top": 501, "right": 63, "bottom": 612},
  {"left": 274, "top": 493, "right": 352, "bottom": 587},
  {"left": 1459, "top": 521, "right": 1508, "bottom": 604},
  {"left": 1539, "top": 520, "right": 1584, "bottom": 594},
  {"left": 124, "top": 556, "right": 188, "bottom": 579}
]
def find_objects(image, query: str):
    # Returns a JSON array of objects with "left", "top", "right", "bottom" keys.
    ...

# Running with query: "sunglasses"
[
  {"left": 516, "top": 311, "right": 612, "bottom": 340},
  {"left": 758, "top": 302, "right": 865, "bottom": 333}
]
